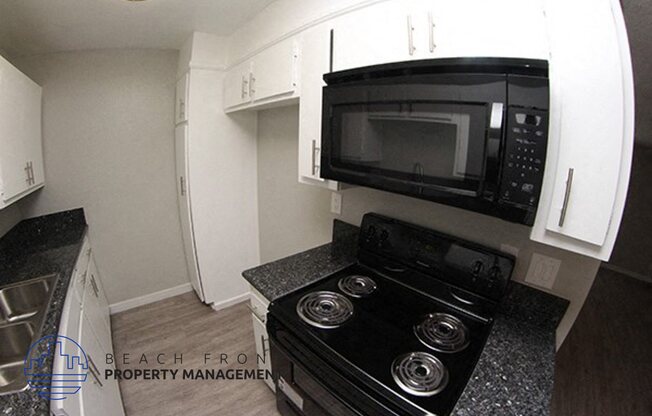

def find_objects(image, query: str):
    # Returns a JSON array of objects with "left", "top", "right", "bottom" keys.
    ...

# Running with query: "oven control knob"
[
  {"left": 471, "top": 260, "right": 484, "bottom": 277},
  {"left": 488, "top": 266, "right": 502, "bottom": 284},
  {"left": 365, "top": 225, "right": 377, "bottom": 242}
]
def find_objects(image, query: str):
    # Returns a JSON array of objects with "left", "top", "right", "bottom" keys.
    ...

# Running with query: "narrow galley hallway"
[
  {"left": 551, "top": 268, "right": 652, "bottom": 416},
  {"left": 111, "top": 293, "right": 279, "bottom": 416}
]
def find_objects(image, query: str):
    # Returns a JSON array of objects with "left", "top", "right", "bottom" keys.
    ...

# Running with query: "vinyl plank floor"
[
  {"left": 552, "top": 268, "right": 652, "bottom": 416},
  {"left": 111, "top": 292, "right": 279, "bottom": 416}
]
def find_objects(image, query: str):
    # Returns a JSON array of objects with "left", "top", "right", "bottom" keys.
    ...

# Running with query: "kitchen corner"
[{"left": 243, "top": 219, "right": 568, "bottom": 415}]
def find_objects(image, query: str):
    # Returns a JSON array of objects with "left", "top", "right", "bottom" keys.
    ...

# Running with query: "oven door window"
[{"left": 330, "top": 102, "right": 488, "bottom": 195}]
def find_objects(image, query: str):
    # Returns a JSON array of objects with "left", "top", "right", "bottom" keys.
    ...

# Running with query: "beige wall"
[
  {"left": 257, "top": 106, "right": 335, "bottom": 263},
  {"left": 13, "top": 49, "right": 189, "bottom": 304},
  {"left": 256, "top": 106, "right": 600, "bottom": 348},
  {"left": 0, "top": 203, "right": 23, "bottom": 237}
]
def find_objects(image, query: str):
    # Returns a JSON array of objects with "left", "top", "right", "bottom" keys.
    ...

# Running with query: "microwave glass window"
[{"left": 331, "top": 102, "right": 488, "bottom": 189}]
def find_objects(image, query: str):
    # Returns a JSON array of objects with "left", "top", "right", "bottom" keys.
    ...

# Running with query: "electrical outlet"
[
  {"left": 525, "top": 253, "right": 561, "bottom": 290},
  {"left": 330, "top": 192, "right": 342, "bottom": 215}
]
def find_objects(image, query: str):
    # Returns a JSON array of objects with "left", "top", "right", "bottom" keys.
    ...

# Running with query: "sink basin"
[
  {"left": 0, "top": 277, "right": 53, "bottom": 324},
  {"left": 0, "top": 274, "right": 58, "bottom": 395},
  {"left": 0, "top": 322, "right": 35, "bottom": 389}
]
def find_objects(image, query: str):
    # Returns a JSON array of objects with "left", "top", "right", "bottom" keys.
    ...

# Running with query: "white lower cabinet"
[
  {"left": 249, "top": 287, "right": 274, "bottom": 392},
  {"left": 51, "top": 237, "right": 125, "bottom": 416}
]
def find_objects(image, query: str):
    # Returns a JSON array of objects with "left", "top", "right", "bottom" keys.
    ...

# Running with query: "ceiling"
[{"left": 0, "top": 0, "right": 276, "bottom": 58}]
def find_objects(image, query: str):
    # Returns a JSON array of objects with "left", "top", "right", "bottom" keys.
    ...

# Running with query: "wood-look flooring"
[
  {"left": 111, "top": 268, "right": 651, "bottom": 416},
  {"left": 111, "top": 292, "right": 279, "bottom": 416},
  {"left": 552, "top": 268, "right": 652, "bottom": 416}
]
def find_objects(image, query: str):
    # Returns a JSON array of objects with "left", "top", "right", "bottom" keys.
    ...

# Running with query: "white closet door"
[{"left": 175, "top": 124, "right": 204, "bottom": 301}]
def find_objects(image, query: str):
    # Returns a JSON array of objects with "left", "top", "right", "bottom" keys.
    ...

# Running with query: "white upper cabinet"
[
  {"left": 223, "top": 59, "right": 253, "bottom": 110},
  {"left": 224, "top": 37, "right": 299, "bottom": 112},
  {"left": 0, "top": 54, "right": 44, "bottom": 207},
  {"left": 175, "top": 72, "right": 189, "bottom": 125},
  {"left": 251, "top": 37, "right": 299, "bottom": 103},
  {"left": 332, "top": 1, "right": 422, "bottom": 71},
  {"left": 531, "top": 0, "right": 634, "bottom": 260},
  {"left": 422, "top": 0, "right": 548, "bottom": 60},
  {"left": 331, "top": 0, "right": 548, "bottom": 72},
  {"left": 297, "top": 24, "right": 338, "bottom": 189}
]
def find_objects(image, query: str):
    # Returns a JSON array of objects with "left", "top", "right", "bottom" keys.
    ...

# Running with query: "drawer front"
[{"left": 249, "top": 291, "right": 269, "bottom": 323}]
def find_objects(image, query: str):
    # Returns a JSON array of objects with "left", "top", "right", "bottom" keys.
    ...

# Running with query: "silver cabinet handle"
[
  {"left": 311, "top": 140, "right": 321, "bottom": 176},
  {"left": 88, "top": 355, "right": 103, "bottom": 387},
  {"left": 24, "top": 162, "right": 31, "bottom": 184},
  {"left": 558, "top": 168, "right": 574, "bottom": 227},
  {"left": 428, "top": 12, "right": 436, "bottom": 52},
  {"left": 407, "top": 16, "right": 416, "bottom": 56},
  {"left": 29, "top": 162, "right": 35, "bottom": 185},
  {"left": 179, "top": 176, "right": 186, "bottom": 196},
  {"left": 249, "top": 72, "right": 256, "bottom": 97},
  {"left": 261, "top": 335, "right": 270, "bottom": 358},
  {"left": 90, "top": 274, "right": 100, "bottom": 298},
  {"left": 241, "top": 75, "right": 248, "bottom": 99},
  {"left": 179, "top": 99, "right": 185, "bottom": 120}
]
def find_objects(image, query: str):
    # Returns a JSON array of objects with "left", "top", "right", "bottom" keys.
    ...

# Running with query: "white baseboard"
[
  {"left": 210, "top": 292, "right": 249, "bottom": 312},
  {"left": 110, "top": 283, "right": 194, "bottom": 315}
]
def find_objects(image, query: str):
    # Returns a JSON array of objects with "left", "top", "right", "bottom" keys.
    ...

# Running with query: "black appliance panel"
[{"left": 320, "top": 58, "right": 550, "bottom": 226}]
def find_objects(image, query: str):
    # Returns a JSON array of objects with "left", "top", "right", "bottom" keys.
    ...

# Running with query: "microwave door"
[{"left": 329, "top": 101, "right": 489, "bottom": 196}]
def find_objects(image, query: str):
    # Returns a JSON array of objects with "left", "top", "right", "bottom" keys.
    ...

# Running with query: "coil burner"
[
  {"left": 391, "top": 352, "right": 449, "bottom": 397},
  {"left": 414, "top": 313, "right": 470, "bottom": 353},
  {"left": 296, "top": 291, "right": 354, "bottom": 329},
  {"left": 338, "top": 275, "right": 377, "bottom": 298}
]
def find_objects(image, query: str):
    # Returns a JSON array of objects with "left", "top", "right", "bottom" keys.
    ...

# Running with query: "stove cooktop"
[{"left": 270, "top": 263, "right": 493, "bottom": 416}]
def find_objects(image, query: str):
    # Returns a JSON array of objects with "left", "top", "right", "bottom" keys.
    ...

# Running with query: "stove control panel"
[{"left": 359, "top": 213, "right": 515, "bottom": 301}]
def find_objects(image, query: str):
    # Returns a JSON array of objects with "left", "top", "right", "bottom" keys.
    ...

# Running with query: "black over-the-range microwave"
[{"left": 320, "top": 58, "right": 550, "bottom": 225}]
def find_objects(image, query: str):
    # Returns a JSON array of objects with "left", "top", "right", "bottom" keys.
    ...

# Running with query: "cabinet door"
[
  {"left": 79, "top": 312, "right": 125, "bottom": 416},
  {"left": 332, "top": 1, "right": 424, "bottom": 71},
  {"left": 252, "top": 37, "right": 298, "bottom": 102},
  {"left": 298, "top": 25, "right": 336, "bottom": 187},
  {"left": 251, "top": 313, "right": 274, "bottom": 392},
  {"left": 174, "top": 124, "right": 204, "bottom": 301},
  {"left": 0, "top": 54, "right": 43, "bottom": 202},
  {"left": 542, "top": 0, "right": 624, "bottom": 246},
  {"left": 84, "top": 257, "right": 111, "bottom": 351},
  {"left": 424, "top": 0, "right": 548, "bottom": 60},
  {"left": 223, "top": 60, "right": 252, "bottom": 110},
  {"left": 175, "top": 73, "right": 189, "bottom": 124}
]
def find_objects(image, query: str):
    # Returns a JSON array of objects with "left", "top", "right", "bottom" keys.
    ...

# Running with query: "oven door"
[
  {"left": 269, "top": 320, "right": 404, "bottom": 416},
  {"left": 321, "top": 74, "right": 506, "bottom": 200}
]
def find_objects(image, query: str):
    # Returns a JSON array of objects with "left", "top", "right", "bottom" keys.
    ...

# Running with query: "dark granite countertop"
[
  {"left": 0, "top": 209, "right": 87, "bottom": 416},
  {"left": 242, "top": 219, "right": 569, "bottom": 416},
  {"left": 242, "top": 220, "right": 359, "bottom": 301}
]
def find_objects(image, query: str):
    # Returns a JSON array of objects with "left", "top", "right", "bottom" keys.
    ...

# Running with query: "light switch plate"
[
  {"left": 525, "top": 253, "right": 561, "bottom": 290},
  {"left": 330, "top": 192, "right": 342, "bottom": 215}
]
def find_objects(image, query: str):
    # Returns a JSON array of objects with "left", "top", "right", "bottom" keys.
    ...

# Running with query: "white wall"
[
  {"left": 0, "top": 203, "right": 23, "bottom": 237},
  {"left": 255, "top": 106, "right": 599, "bottom": 348},
  {"left": 257, "top": 106, "right": 334, "bottom": 263},
  {"left": 14, "top": 49, "right": 190, "bottom": 304}
]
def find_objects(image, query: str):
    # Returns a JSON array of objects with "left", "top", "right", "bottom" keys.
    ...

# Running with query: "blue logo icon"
[{"left": 24, "top": 335, "right": 88, "bottom": 400}]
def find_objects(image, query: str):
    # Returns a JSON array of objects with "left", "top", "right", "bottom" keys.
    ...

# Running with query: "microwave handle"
[
  {"left": 490, "top": 103, "right": 504, "bottom": 130},
  {"left": 483, "top": 102, "right": 505, "bottom": 198}
]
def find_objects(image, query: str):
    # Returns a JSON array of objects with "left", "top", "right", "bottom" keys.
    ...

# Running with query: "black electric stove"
[{"left": 267, "top": 213, "right": 514, "bottom": 416}]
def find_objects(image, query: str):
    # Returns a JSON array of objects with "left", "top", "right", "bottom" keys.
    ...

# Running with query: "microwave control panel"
[{"left": 499, "top": 107, "right": 548, "bottom": 208}]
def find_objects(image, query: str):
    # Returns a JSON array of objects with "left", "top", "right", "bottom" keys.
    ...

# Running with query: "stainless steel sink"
[{"left": 0, "top": 274, "right": 58, "bottom": 395}]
